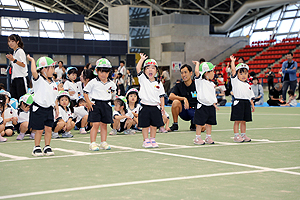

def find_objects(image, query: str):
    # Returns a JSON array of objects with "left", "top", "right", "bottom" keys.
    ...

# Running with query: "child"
[
  {"left": 116, "top": 73, "right": 125, "bottom": 96},
  {"left": 281, "top": 90, "right": 297, "bottom": 107},
  {"left": 126, "top": 88, "right": 141, "bottom": 128},
  {"left": 52, "top": 91, "right": 74, "bottom": 138},
  {"left": 110, "top": 97, "right": 135, "bottom": 135},
  {"left": 192, "top": 61, "right": 218, "bottom": 145},
  {"left": 136, "top": 53, "right": 165, "bottom": 148},
  {"left": 16, "top": 94, "right": 34, "bottom": 140},
  {"left": 27, "top": 55, "right": 59, "bottom": 156},
  {"left": 83, "top": 58, "right": 116, "bottom": 151},
  {"left": 73, "top": 96, "right": 90, "bottom": 134},
  {"left": 64, "top": 67, "right": 80, "bottom": 107},
  {"left": 0, "top": 94, "right": 8, "bottom": 142},
  {"left": 125, "top": 69, "right": 135, "bottom": 92},
  {"left": 230, "top": 55, "right": 255, "bottom": 142},
  {"left": 0, "top": 91, "right": 18, "bottom": 137}
]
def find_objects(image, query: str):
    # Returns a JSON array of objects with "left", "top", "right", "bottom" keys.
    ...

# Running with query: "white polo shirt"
[
  {"left": 55, "top": 67, "right": 64, "bottom": 79},
  {"left": 73, "top": 106, "right": 88, "bottom": 123},
  {"left": 83, "top": 77, "right": 116, "bottom": 101},
  {"left": 195, "top": 75, "right": 217, "bottom": 106},
  {"left": 138, "top": 72, "right": 165, "bottom": 106},
  {"left": 64, "top": 80, "right": 80, "bottom": 101},
  {"left": 11, "top": 48, "right": 27, "bottom": 80},
  {"left": 127, "top": 103, "right": 141, "bottom": 115},
  {"left": 56, "top": 106, "right": 73, "bottom": 122},
  {"left": 4, "top": 106, "right": 18, "bottom": 127},
  {"left": 113, "top": 110, "right": 134, "bottom": 123},
  {"left": 18, "top": 110, "right": 29, "bottom": 123},
  {"left": 32, "top": 75, "right": 58, "bottom": 108},
  {"left": 231, "top": 75, "right": 255, "bottom": 100}
]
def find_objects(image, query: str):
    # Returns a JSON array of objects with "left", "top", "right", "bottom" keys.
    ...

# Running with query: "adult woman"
[
  {"left": 251, "top": 77, "right": 264, "bottom": 105},
  {"left": 6, "top": 34, "right": 28, "bottom": 100}
]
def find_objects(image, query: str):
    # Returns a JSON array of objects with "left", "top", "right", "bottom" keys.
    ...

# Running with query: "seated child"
[
  {"left": 16, "top": 94, "right": 34, "bottom": 140},
  {"left": 52, "top": 91, "right": 75, "bottom": 138},
  {"left": 281, "top": 90, "right": 297, "bottom": 107},
  {"left": 126, "top": 88, "right": 141, "bottom": 129},
  {"left": 0, "top": 94, "right": 7, "bottom": 142},
  {"left": 0, "top": 90, "right": 18, "bottom": 137},
  {"left": 109, "top": 97, "right": 135, "bottom": 135},
  {"left": 73, "top": 96, "right": 90, "bottom": 134}
]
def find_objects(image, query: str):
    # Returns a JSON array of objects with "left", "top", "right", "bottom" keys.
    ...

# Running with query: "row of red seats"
[
  {"left": 244, "top": 44, "right": 269, "bottom": 49},
  {"left": 258, "top": 73, "right": 282, "bottom": 78},
  {"left": 251, "top": 39, "right": 276, "bottom": 45},
  {"left": 279, "top": 58, "right": 300, "bottom": 64},
  {"left": 223, "top": 57, "right": 250, "bottom": 62},
  {"left": 294, "top": 53, "right": 300, "bottom": 58},
  {"left": 274, "top": 41, "right": 300, "bottom": 46},
  {"left": 273, "top": 64, "right": 282, "bottom": 68},
  {"left": 248, "top": 64, "right": 268, "bottom": 69},
  {"left": 261, "top": 50, "right": 289, "bottom": 55},
  {"left": 238, "top": 48, "right": 263, "bottom": 53},
  {"left": 248, "top": 60, "right": 274, "bottom": 64},
  {"left": 269, "top": 45, "right": 296, "bottom": 50},
  {"left": 282, "top": 37, "right": 300, "bottom": 42},
  {"left": 233, "top": 52, "right": 256, "bottom": 57},
  {"left": 254, "top": 55, "right": 282, "bottom": 60}
]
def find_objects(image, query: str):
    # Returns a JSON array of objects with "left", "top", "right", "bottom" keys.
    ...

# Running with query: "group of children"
[{"left": 0, "top": 52, "right": 258, "bottom": 156}]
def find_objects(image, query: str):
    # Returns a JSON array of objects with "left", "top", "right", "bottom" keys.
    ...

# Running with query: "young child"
[
  {"left": 52, "top": 91, "right": 74, "bottom": 138},
  {"left": 110, "top": 97, "right": 135, "bottom": 135},
  {"left": 83, "top": 58, "right": 116, "bottom": 151},
  {"left": 0, "top": 91, "right": 18, "bottom": 137},
  {"left": 281, "top": 90, "right": 297, "bottom": 107},
  {"left": 27, "top": 55, "right": 59, "bottom": 156},
  {"left": 230, "top": 55, "right": 255, "bottom": 142},
  {"left": 0, "top": 94, "right": 8, "bottom": 142},
  {"left": 73, "top": 96, "right": 90, "bottom": 134},
  {"left": 116, "top": 73, "right": 125, "bottom": 96},
  {"left": 192, "top": 61, "right": 218, "bottom": 145},
  {"left": 16, "top": 94, "right": 34, "bottom": 140},
  {"left": 126, "top": 88, "right": 141, "bottom": 129},
  {"left": 136, "top": 53, "right": 165, "bottom": 148},
  {"left": 64, "top": 67, "right": 80, "bottom": 107}
]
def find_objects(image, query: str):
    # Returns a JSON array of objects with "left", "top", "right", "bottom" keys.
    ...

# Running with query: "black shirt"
[
  {"left": 170, "top": 80, "right": 197, "bottom": 108},
  {"left": 269, "top": 88, "right": 282, "bottom": 99},
  {"left": 267, "top": 71, "right": 275, "bottom": 81}
]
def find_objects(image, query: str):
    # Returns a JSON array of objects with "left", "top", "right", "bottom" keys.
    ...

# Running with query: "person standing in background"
[
  {"left": 281, "top": 52, "right": 297, "bottom": 101},
  {"left": 266, "top": 67, "right": 275, "bottom": 92},
  {"left": 125, "top": 69, "right": 135, "bottom": 92},
  {"left": 55, "top": 61, "right": 64, "bottom": 80},
  {"left": 6, "top": 34, "right": 28, "bottom": 100},
  {"left": 161, "top": 68, "right": 170, "bottom": 93}
]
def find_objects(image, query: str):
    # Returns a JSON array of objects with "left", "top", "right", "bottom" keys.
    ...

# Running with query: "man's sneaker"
[
  {"left": 169, "top": 123, "right": 178, "bottom": 132},
  {"left": 32, "top": 146, "right": 43, "bottom": 157},
  {"left": 43, "top": 146, "right": 54, "bottom": 156},
  {"left": 158, "top": 127, "right": 168, "bottom": 133},
  {"left": 234, "top": 135, "right": 244, "bottom": 143},
  {"left": 29, "top": 132, "right": 35, "bottom": 140},
  {"left": 89, "top": 142, "right": 99, "bottom": 151},
  {"left": 52, "top": 132, "right": 59, "bottom": 139},
  {"left": 109, "top": 129, "right": 117, "bottom": 135},
  {"left": 61, "top": 132, "right": 73, "bottom": 138},
  {"left": 142, "top": 138, "right": 153, "bottom": 148},
  {"left": 190, "top": 123, "right": 196, "bottom": 131},
  {"left": 0, "top": 135, "right": 7, "bottom": 142},
  {"left": 79, "top": 128, "right": 87, "bottom": 134},
  {"left": 16, "top": 133, "right": 25, "bottom": 140},
  {"left": 242, "top": 135, "right": 251, "bottom": 142},
  {"left": 99, "top": 141, "right": 111, "bottom": 150},
  {"left": 194, "top": 137, "right": 205, "bottom": 145},
  {"left": 205, "top": 137, "right": 215, "bottom": 144},
  {"left": 124, "top": 129, "right": 135, "bottom": 135},
  {"left": 133, "top": 126, "right": 142, "bottom": 131},
  {"left": 150, "top": 138, "right": 159, "bottom": 148}
]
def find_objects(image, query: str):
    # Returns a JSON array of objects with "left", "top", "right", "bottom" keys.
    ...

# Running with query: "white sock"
[
  {"left": 234, "top": 133, "right": 239, "bottom": 137},
  {"left": 241, "top": 133, "right": 246, "bottom": 137},
  {"left": 196, "top": 135, "right": 201, "bottom": 138},
  {"left": 206, "top": 134, "right": 211, "bottom": 138}
]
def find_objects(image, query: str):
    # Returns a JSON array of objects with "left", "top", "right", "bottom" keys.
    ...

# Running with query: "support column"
[
  {"left": 64, "top": 22, "right": 84, "bottom": 39},
  {"left": 28, "top": 19, "right": 40, "bottom": 37}
]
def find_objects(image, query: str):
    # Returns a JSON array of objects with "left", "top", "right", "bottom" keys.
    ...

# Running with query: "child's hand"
[
  {"left": 6, "top": 54, "right": 14, "bottom": 61},
  {"left": 86, "top": 101, "right": 94, "bottom": 111},
  {"left": 251, "top": 104, "right": 255, "bottom": 112},
  {"left": 214, "top": 104, "right": 220, "bottom": 111},
  {"left": 63, "top": 125, "right": 67, "bottom": 131},
  {"left": 27, "top": 54, "right": 33, "bottom": 61},
  {"left": 161, "top": 108, "right": 165, "bottom": 115},
  {"left": 69, "top": 91, "right": 75, "bottom": 96},
  {"left": 230, "top": 55, "right": 236, "bottom": 62},
  {"left": 139, "top": 53, "right": 148, "bottom": 61},
  {"left": 12, "top": 117, "right": 18, "bottom": 123},
  {"left": 192, "top": 60, "right": 200, "bottom": 65},
  {"left": 183, "top": 98, "right": 189, "bottom": 110}
]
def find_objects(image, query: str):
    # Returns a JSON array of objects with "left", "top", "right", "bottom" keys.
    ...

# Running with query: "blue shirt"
[{"left": 282, "top": 60, "right": 298, "bottom": 81}]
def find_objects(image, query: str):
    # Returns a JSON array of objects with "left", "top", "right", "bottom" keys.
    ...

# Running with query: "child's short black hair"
[
  {"left": 120, "top": 60, "right": 125, "bottom": 64},
  {"left": 288, "top": 90, "right": 294, "bottom": 96},
  {"left": 114, "top": 98, "right": 127, "bottom": 112},
  {"left": 180, "top": 64, "right": 192, "bottom": 72},
  {"left": 96, "top": 67, "right": 111, "bottom": 73},
  {"left": 199, "top": 58, "right": 205, "bottom": 63},
  {"left": 62, "top": 73, "right": 67, "bottom": 80},
  {"left": 82, "top": 69, "right": 96, "bottom": 80},
  {"left": 238, "top": 57, "right": 245, "bottom": 63},
  {"left": 0, "top": 94, "right": 6, "bottom": 113},
  {"left": 67, "top": 68, "right": 77, "bottom": 75},
  {"left": 237, "top": 68, "right": 248, "bottom": 74},
  {"left": 249, "top": 71, "right": 256, "bottom": 77},
  {"left": 77, "top": 98, "right": 86, "bottom": 105},
  {"left": 53, "top": 73, "right": 57, "bottom": 79}
]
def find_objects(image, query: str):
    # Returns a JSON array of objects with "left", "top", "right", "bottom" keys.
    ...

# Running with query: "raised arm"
[
  {"left": 230, "top": 55, "right": 236, "bottom": 77},
  {"left": 192, "top": 60, "right": 200, "bottom": 77},
  {"left": 136, "top": 53, "right": 148, "bottom": 74},
  {"left": 27, "top": 54, "right": 38, "bottom": 79}
]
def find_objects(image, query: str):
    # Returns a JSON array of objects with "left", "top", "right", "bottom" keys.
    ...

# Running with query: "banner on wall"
[{"left": 172, "top": 61, "right": 182, "bottom": 71}]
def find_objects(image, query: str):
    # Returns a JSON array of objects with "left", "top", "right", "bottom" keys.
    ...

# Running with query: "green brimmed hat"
[
  {"left": 94, "top": 58, "right": 112, "bottom": 75},
  {"left": 57, "top": 91, "right": 70, "bottom": 100},
  {"left": 199, "top": 62, "right": 215, "bottom": 74},
  {"left": 236, "top": 63, "right": 249, "bottom": 71},
  {"left": 143, "top": 59, "right": 158, "bottom": 68},
  {"left": 19, "top": 94, "right": 33, "bottom": 106},
  {"left": 36, "top": 57, "right": 56, "bottom": 70}
]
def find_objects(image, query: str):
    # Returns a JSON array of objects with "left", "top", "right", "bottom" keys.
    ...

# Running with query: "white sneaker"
[
  {"left": 89, "top": 142, "right": 99, "bottom": 151},
  {"left": 99, "top": 141, "right": 111, "bottom": 150}
]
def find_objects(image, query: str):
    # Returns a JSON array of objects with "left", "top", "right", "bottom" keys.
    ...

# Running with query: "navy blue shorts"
[
  {"left": 179, "top": 104, "right": 195, "bottom": 122},
  {"left": 230, "top": 99, "right": 252, "bottom": 122},
  {"left": 138, "top": 104, "right": 164, "bottom": 128},
  {"left": 194, "top": 104, "right": 217, "bottom": 126},
  {"left": 28, "top": 103, "right": 54, "bottom": 130},
  {"left": 88, "top": 100, "right": 112, "bottom": 124}
]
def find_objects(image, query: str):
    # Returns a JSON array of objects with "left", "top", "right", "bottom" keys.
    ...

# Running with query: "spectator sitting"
[
  {"left": 281, "top": 90, "right": 297, "bottom": 107},
  {"left": 215, "top": 86, "right": 227, "bottom": 106},
  {"left": 267, "top": 83, "right": 285, "bottom": 106},
  {"left": 251, "top": 77, "right": 264, "bottom": 105}
]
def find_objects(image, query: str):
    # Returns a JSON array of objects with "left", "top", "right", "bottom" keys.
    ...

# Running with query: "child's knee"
[{"left": 5, "top": 129, "right": 13, "bottom": 136}]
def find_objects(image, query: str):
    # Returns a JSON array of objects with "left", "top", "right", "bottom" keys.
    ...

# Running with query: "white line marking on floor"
[
  {"left": 1, "top": 166, "right": 299, "bottom": 199},
  {"left": 52, "top": 148, "right": 91, "bottom": 155},
  {"left": 157, "top": 142, "right": 190, "bottom": 147},
  {"left": 214, "top": 141, "right": 237, "bottom": 145},
  {"left": 0, "top": 152, "right": 29, "bottom": 160}
]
